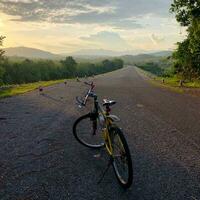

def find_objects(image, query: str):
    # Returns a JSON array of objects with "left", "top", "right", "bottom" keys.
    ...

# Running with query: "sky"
[{"left": 0, "top": 0, "right": 186, "bottom": 54}]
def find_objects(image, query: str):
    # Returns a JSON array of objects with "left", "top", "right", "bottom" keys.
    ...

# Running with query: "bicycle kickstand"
[{"left": 97, "top": 157, "right": 113, "bottom": 185}]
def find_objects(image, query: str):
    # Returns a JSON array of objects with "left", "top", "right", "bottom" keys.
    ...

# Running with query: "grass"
[
  {"left": 148, "top": 78, "right": 184, "bottom": 93},
  {"left": 155, "top": 76, "right": 200, "bottom": 88},
  {"left": 0, "top": 79, "right": 65, "bottom": 98},
  {"left": 155, "top": 76, "right": 180, "bottom": 87},
  {"left": 136, "top": 66, "right": 200, "bottom": 89}
]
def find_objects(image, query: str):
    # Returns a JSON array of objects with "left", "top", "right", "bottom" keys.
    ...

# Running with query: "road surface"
[{"left": 1, "top": 66, "right": 200, "bottom": 200}]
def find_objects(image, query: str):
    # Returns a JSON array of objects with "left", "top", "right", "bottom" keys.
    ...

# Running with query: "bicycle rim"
[
  {"left": 73, "top": 114, "right": 104, "bottom": 149},
  {"left": 111, "top": 127, "right": 133, "bottom": 188}
]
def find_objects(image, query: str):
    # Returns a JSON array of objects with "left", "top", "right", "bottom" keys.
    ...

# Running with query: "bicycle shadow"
[
  {"left": 116, "top": 149, "right": 200, "bottom": 200},
  {"left": 40, "top": 93, "right": 65, "bottom": 105},
  {"left": 70, "top": 145, "right": 200, "bottom": 200}
]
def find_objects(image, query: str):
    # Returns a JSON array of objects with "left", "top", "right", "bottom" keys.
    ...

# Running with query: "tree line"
[
  {"left": 135, "top": 57, "right": 174, "bottom": 77},
  {"left": 0, "top": 38, "right": 123, "bottom": 85},
  {"left": 171, "top": 0, "right": 200, "bottom": 80}
]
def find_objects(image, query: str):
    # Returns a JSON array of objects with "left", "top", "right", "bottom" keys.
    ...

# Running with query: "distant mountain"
[
  {"left": 149, "top": 51, "right": 172, "bottom": 57},
  {"left": 71, "top": 49, "right": 122, "bottom": 57},
  {"left": 120, "top": 51, "right": 172, "bottom": 65},
  {"left": 3, "top": 46, "right": 173, "bottom": 61},
  {"left": 120, "top": 54, "right": 158, "bottom": 64},
  {"left": 71, "top": 49, "right": 173, "bottom": 57},
  {"left": 4, "top": 47, "right": 62, "bottom": 59},
  {"left": 70, "top": 48, "right": 157, "bottom": 57}
]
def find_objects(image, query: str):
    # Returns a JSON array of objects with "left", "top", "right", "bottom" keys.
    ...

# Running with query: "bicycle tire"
[
  {"left": 73, "top": 113, "right": 105, "bottom": 149},
  {"left": 110, "top": 126, "right": 133, "bottom": 188}
]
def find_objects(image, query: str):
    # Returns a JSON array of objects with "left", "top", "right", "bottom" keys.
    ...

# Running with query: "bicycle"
[
  {"left": 73, "top": 91, "right": 133, "bottom": 188},
  {"left": 76, "top": 81, "right": 95, "bottom": 107}
]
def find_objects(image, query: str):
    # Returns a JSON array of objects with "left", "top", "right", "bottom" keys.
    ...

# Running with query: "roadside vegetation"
[
  {"left": 0, "top": 37, "right": 123, "bottom": 97},
  {"left": 0, "top": 80, "right": 65, "bottom": 98},
  {"left": 0, "top": 42, "right": 123, "bottom": 85},
  {"left": 135, "top": 57, "right": 173, "bottom": 77},
  {"left": 133, "top": 0, "right": 200, "bottom": 88},
  {"left": 135, "top": 57, "right": 200, "bottom": 89},
  {"left": 171, "top": 0, "right": 200, "bottom": 81}
]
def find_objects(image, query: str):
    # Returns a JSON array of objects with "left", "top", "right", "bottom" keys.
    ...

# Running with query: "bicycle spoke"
[
  {"left": 111, "top": 128, "right": 132, "bottom": 186},
  {"left": 74, "top": 114, "right": 104, "bottom": 148}
]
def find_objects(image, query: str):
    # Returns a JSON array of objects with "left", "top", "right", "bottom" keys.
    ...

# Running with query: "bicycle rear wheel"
[
  {"left": 73, "top": 113, "right": 105, "bottom": 149},
  {"left": 110, "top": 126, "right": 133, "bottom": 188}
]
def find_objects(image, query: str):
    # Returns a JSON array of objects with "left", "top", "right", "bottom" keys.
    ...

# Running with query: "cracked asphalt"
[{"left": 0, "top": 66, "right": 200, "bottom": 200}]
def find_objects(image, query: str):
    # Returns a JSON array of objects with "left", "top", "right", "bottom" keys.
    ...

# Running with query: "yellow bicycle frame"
[
  {"left": 100, "top": 113, "right": 123, "bottom": 157},
  {"left": 102, "top": 117, "right": 114, "bottom": 155}
]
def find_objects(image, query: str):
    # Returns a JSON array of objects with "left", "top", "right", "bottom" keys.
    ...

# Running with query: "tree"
[
  {"left": 102, "top": 59, "right": 113, "bottom": 68},
  {"left": 171, "top": 0, "right": 200, "bottom": 26},
  {"left": 113, "top": 59, "right": 124, "bottom": 69},
  {"left": 0, "top": 36, "right": 6, "bottom": 84},
  {"left": 0, "top": 36, "right": 5, "bottom": 59},
  {"left": 171, "top": 0, "right": 200, "bottom": 79},
  {"left": 61, "top": 56, "right": 77, "bottom": 77},
  {"left": 173, "top": 38, "right": 194, "bottom": 79}
]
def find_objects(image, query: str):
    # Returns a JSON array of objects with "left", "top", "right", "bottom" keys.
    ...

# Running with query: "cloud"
[
  {"left": 0, "top": 0, "right": 172, "bottom": 30},
  {"left": 80, "top": 31, "right": 132, "bottom": 50},
  {"left": 151, "top": 34, "right": 165, "bottom": 45},
  {"left": 112, "top": 19, "right": 142, "bottom": 30}
]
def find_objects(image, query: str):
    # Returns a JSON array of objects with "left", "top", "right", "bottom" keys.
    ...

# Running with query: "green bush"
[
  {"left": 136, "top": 62, "right": 164, "bottom": 76},
  {"left": 0, "top": 57, "right": 124, "bottom": 85}
]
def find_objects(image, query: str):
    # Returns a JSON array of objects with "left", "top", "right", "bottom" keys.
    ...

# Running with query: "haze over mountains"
[
  {"left": 4, "top": 47, "right": 62, "bottom": 59},
  {"left": 4, "top": 46, "right": 172, "bottom": 60}
]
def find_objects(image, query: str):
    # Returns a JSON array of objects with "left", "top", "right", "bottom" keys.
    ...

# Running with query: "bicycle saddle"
[{"left": 102, "top": 99, "right": 116, "bottom": 107}]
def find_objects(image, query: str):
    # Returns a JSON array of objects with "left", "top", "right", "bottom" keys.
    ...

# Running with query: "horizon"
[
  {"left": 0, "top": 0, "right": 186, "bottom": 54},
  {"left": 3, "top": 46, "right": 173, "bottom": 58}
]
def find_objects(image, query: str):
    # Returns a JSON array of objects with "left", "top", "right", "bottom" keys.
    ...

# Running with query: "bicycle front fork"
[{"left": 92, "top": 120, "right": 97, "bottom": 135}]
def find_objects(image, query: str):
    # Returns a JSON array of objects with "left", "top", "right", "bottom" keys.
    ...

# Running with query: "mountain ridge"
[
  {"left": 4, "top": 46, "right": 172, "bottom": 59},
  {"left": 4, "top": 46, "right": 62, "bottom": 59}
]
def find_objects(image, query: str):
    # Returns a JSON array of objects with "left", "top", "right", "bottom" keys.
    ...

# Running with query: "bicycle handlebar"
[
  {"left": 84, "top": 81, "right": 93, "bottom": 86},
  {"left": 88, "top": 91, "right": 97, "bottom": 98},
  {"left": 84, "top": 81, "right": 95, "bottom": 89}
]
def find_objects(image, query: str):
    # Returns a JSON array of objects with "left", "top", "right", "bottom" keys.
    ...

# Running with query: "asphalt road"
[{"left": 1, "top": 66, "right": 200, "bottom": 200}]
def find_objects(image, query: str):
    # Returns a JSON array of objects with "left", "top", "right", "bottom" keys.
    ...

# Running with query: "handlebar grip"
[{"left": 84, "top": 81, "right": 94, "bottom": 86}]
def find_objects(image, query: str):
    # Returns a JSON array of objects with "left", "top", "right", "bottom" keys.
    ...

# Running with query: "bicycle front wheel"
[
  {"left": 110, "top": 126, "right": 133, "bottom": 188},
  {"left": 73, "top": 113, "right": 105, "bottom": 149}
]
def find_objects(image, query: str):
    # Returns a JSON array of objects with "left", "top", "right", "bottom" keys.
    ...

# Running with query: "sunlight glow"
[{"left": 0, "top": 0, "right": 186, "bottom": 54}]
